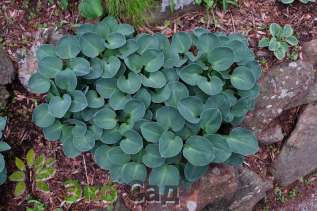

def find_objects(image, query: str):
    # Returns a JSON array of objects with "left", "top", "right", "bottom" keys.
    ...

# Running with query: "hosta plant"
[
  {"left": 0, "top": 116, "right": 9, "bottom": 185},
  {"left": 9, "top": 149, "right": 57, "bottom": 196},
  {"left": 280, "top": 0, "right": 315, "bottom": 4},
  {"left": 259, "top": 23, "right": 299, "bottom": 60},
  {"left": 29, "top": 17, "right": 261, "bottom": 192}
]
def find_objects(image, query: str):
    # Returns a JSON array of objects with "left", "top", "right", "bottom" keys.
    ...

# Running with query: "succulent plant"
[
  {"left": 29, "top": 17, "right": 261, "bottom": 192},
  {"left": 0, "top": 116, "right": 9, "bottom": 185}
]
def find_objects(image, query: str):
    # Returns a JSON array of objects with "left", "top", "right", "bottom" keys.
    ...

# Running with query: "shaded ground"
[{"left": 0, "top": 0, "right": 316, "bottom": 210}]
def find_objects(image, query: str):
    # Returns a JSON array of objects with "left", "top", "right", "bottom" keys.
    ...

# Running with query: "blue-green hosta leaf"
[
  {"left": 102, "top": 56, "right": 121, "bottom": 78},
  {"left": 193, "top": 27, "right": 209, "bottom": 37},
  {"left": 205, "top": 134, "right": 232, "bottom": 163},
  {"left": 184, "top": 163, "right": 208, "bottom": 182},
  {"left": 38, "top": 56, "right": 63, "bottom": 78},
  {"left": 117, "top": 72, "right": 141, "bottom": 94},
  {"left": 0, "top": 116, "right": 6, "bottom": 131},
  {"left": 154, "top": 33, "right": 170, "bottom": 50},
  {"left": 73, "top": 130, "right": 95, "bottom": 152},
  {"left": 123, "top": 100, "right": 146, "bottom": 122},
  {"left": 32, "top": 104, "right": 55, "bottom": 128},
  {"left": 60, "top": 126, "right": 81, "bottom": 158},
  {"left": 106, "top": 146, "right": 131, "bottom": 166},
  {"left": 119, "top": 39, "right": 139, "bottom": 58},
  {"left": 43, "top": 120, "right": 63, "bottom": 141},
  {"left": 124, "top": 53, "right": 143, "bottom": 73},
  {"left": 36, "top": 44, "right": 55, "bottom": 60},
  {"left": 28, "top": 73, "right": 51, "bottom": 94},
  {"left": 83, "top": 58, "right": 103, "bottom": 80},
  {"left": 159, "top": 131, "right": 183, "bottom": 158},
  {"left": 0, "top": 154, "right": 4, "bottom": 172},
  {"left": 177, "top": 96, "right": 204, "bottom": 124},
  {"left": 55, "top": 69, "right": 77, "bottom": 92},
  {"left": 162, "top": 68, "right": 179, "bottom": 82},
  {"left": 80, "top": 32, "right": 106, "bottom": 58},
  {"left": 238, "top": 84, "right": 260, "bottom": 98},
  {"left": 0, "top": 142, "right": 10, "bottom": 152},
  {"left": 109, "top": 89, "right": 131, "bottom": 110},
  {"left": 96, "top": 78, "right": 116, "bottom": 99},
  {"left": 208, "top": 47, "right": 234, "bottom": 71},
  {"left": 69, "top": 57, "right": 91, "bottom": 76},
  {"left": 163, "top": 47, "right": 185, "bottom": 68},
  {"left": 48, "top": 94, "right": 72, "bottom": 118},
  {"left": 269, "top": 23, "right": 282, "bottom": 37},
  {"left": 69, "top": 90, "right": 88, "bottom": 112},
  {"left": 100, "top": 127, "right": 122, "bottom": 144},
  {"left": 95, "top": 16, "right": 118, "bottom": 39},
  {"left": 89, "top": 124, "right": 103, "bottom": 139},
  {"left": 226, "top": 128, "right": 258, "bottom": 156},
  {"left": 142, "top": 49, "right": 164, "bottom": 72},
  {"left": 105, "top": 33, "right": 126, "bottom": 49},
  {"left": 150, "top": 85, "right": 171, "bottom": 103},
  {"left": 230, "top": 66, "right": 256, "bottom": 90},
  {"left": 55, "top": 35, "right": 81, "bottom": 59},
  {"left": 75, "top": 23, "right": 96, "bottom": 35},
  {"left": 94, "top": 145, "right": 113, "bottom": 170},
  {"left": 178, "top": 63, "right": 203, "bottom": 86},
  {"left": 80, "top": 108, "right": 99, "bottom": 121},
  {"left": 134, "top": 88, "right": 151, "bottom": 108},
  {"left": 198, "top": 76, "right": 224, "bottom": 96},
  {"left": 226, "top": 40, "right": 254, "bottom": 63},
  {"left": 140, "top": 71, "right": 166, "bottom": 89},
  {"left": 86, "top": 90, "right": 105, "bottom": 108},
  {"left": 140, "top": 121, "right": 164, "bottom": 143},
  {"left": 231, "top": 97, "right": 254, "bottom": 117},
  {"left": 93, "top": 108, "right": 117, "bottom": 129},
  {"left": 121, "top": 162, "right": 147, "bottom": 184},
  {"left": 165, "top": 81, "right": 189, "bottom": 107},
  {"left": 171, "top": 32, "right": 192, "bottom": 53},
  {"left": 225, "top": 153, "right": 245, "bottom": 166},
  {"left": 197, "top": 33, "right": 218, "bottom": 53},
  {"left": 244, "top": 61, "right": 262, "bottom": 80},
  {"left": 137, "top": 34, "right": 160, "bottom": 54},
  {"left": 71, "top": 120, "right": 87, "bottom": 137},
  {"left": 120, "top": 130, "right": 143, "bottom": 155},
  {"left": 115, "top": 23, "right": 135, "bottom": 36},
  {"left": 183, "top": 135, "right": 214, "bottom": 166},
  {"left": 0, "top": 168, "right": 7, "bottom": 185},
  {"left": 156, "top": 106, "right": 185, "bottom": 132},
  {"left": 142, "top": 144, "right": 165, "bottom": 168},
  {"left": 149, "top": 165, "right": 180, "bottom": 193},
  {"left": 200, "top": 108, "right": 222, "bottom": 134}
]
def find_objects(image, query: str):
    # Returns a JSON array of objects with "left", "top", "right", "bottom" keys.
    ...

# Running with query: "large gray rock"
[
  {"left": 302, "top": 39, "right": 317, "bottom": 66},
  {"left": 243, "top": 61, "right": 315, "bottom": 143},
  {"left": 272, "top": 103, "right": 317, "bottom": 186},
  {"left": 0, "top": 47, "right": 15, "bottom": 85}
]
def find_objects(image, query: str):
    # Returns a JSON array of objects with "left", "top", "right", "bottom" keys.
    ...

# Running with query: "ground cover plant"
[
  {"left": 28, "top": 16, "right": 261, "bottom": 192},
  {"left": 0, "top": 117, "right": 9, "bottom": 185}
]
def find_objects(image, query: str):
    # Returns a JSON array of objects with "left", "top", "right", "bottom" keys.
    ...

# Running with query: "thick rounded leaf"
[
  {"left": 142, "top": 49, "right": 164, "bottom": 72},
  {"left": 149, "top": 165, "right": 180, "bottom": 191},
  {"left": 140, "top": 122, "right": 164, "bottom": 143},
  {"left": 75, "top": 23, "right": 96, "bottom": 35},
  {"left": 106, "top": 146, "right": 130, "bottom": 165},
  {"left": 96, "top": 78, "right": 116, "bottom": 99},
  {"left": 32, "top": 104, "right": 55, "bottom": 128},
  {"left": 86, "top": 90, "right": 105, "bottom": 108},
  {"left": 117, "top": 72, "right": 141, "bottom": 94},
  {"left": 0, "top": 154, "right": 4, "bottom": 172},
  {"left": 140, "top": 71, "right": 166, "bottom": 89},
  {"left": 184, "top": 163, "right": 208, "bottom": 182},
  {"left": 38, "top": 56, "right": 63, "bottom": 78},
  {"left": 115, "top": 24, "right": 135, "bottom": 36},
  {"left": 208, "top": 47, "right": 234, "bottom": 71},
  {"left": 177, "top": 96, "right": 204, "bottom": 124},
  {"left": 105, "top": 33, "right": 126, "bottom": 49},
  {"left": 286, "top": 35, "right": 299, "bottom": 46},
  {"left": 80, "top": 32, "right": 105, "bottom": 58},
  {"left": 134, "top": 88, "right": 151, "bottom": 108},
  {"left": 0, "top": 142, "right": 10, "bottom": 152},
  {"left": 55, "top": 69, "right": 77, "bottom": 91},
  {"left": 121, "top": 162, "right": 147, "bottom": 183},
  {"left": 94, "top": 145, "right": 113, "bottom": 170},
  {"left": 206, "top": 134, "right": 232, "bottom": 163},
  {"left": 183, "top": 136, "right": 214, "bottom": 166},
  {"left": 150, "top": 85, "right": 171, "bottom": 103},
  {"left": 43, "top": 120, "right": 63, "bottom": 141},
  {"left": 269, "top": 23, "right": 282, "bottom": 37},
  {"left": 142, "top": 144, "right": 165, "bottom": 168},
  {"left": 198, "top": 76, "right": 224, "bottom": 96},
  {"left": 60, "top": 126, "right": 81, "bottom": 158},
  {"left": 123, "top": 100, "right": 146, "bottom": 121},
  {"left": 100, "top": 127, "right": 122, "bottom": 144},
  {"left": 0, "top": 168, "right": 7, "bottom": 185},
  {"left": 83, "top": 57, "right": 103, "bottom": 79},
  {"left": 165, "top": 81, "right": 189, "bottom": 107},
  {"left": 178, "top": 63, "right": 203, "bottom": 86},
  {"left": 230, "top": 66, "right": 256, "bottom": 90},
  {"left": 156, "top": 106, "right": 185, "bottom": 132},
  {"left": 36, "top": 44, "right": 55, "bottom": 60},
  {"left": 199, "top": 108, "right": 222, "bottom": 134},
  {"left": 102, "top": 56, "right": 121, "bottom": 78},
  {"left": 69, "top": 90, "right": 88, "bottom": 112},
  {"left": 48, "top": 94, "right": 72, "bottom": 118},
  {"left": 28, "top": 73, "right": 51, "bottom": 94},
  {"left": 55, "top": 35, "right": 81, "bottom": 59},
  {"left": 226, "top": 128, "right": 258, "bottom": 156},
  {"left": 137, "top": 34, "right": 160, "bottom": 54},
  {"left": 119, "top": 39, "right": 139, "bottom": 58},
  {"left": 69, "top": 57, "right": 90, "bottom": 76},
  {"left": 159, "top": 131, "right": 183, "bottom": 158},
  {"left": 109, "top": 89, "right": 131, "bottom": 110},
  {"left": 282, "top": 24, "right": 294, "bottom": 37},
  {"left": 124, "top": 53, "right": 143, "bottom": 73},
  {"left": 258, "top": 37, "right": 270, "bottom": 48},
  {"left": 93, "top": 108, "right": 117, "bottom": 129},
  {"left": 73, "top": 130, "right": 95, "bottom": 152},
  {"left": 171, "top": 32, "right": 192, "bottom": 53},
  {"left": 120, "top": 130, "right": 143, "bottom": 155},
  {"left": 197, "top": 33, "right": 219, "bottom": 53}
]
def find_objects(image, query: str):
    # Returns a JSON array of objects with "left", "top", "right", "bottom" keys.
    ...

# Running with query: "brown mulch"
[{"left": 0, "top": 0, "right": 316, "bottom": 210}]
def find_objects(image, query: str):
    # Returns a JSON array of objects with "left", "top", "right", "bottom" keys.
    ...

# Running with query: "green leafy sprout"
[
  {"left": 258, "top": 23, "right": 299, "bottom": 60},
  {"left": 9, "top": 149, "right": 57, "bottom": 197},
  {"left": 29, "top": 17, "right": 261, "bottom": 193},
  {"left": 0, "top": 116, "right": 9, "bottom": 185}
]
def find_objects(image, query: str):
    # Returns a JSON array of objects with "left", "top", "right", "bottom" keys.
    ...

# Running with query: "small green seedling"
[
  {"left": 259, "top": 23, "right": 299, "bottom": 60},
  {"left": 9, "top": 149, "right": 57, "bottom": 197},
  {"left": 26, "top": 199, "right": 46, "bottom": 211}
]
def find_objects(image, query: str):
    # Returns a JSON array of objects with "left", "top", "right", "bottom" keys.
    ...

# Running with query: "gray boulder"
[{"left": 0, "top": 47, "right": 15, "bottom": 86}]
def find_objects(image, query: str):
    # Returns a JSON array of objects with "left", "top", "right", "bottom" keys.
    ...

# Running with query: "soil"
[{"left": 0, "top": 0, "right": 316, "bottom": 210}]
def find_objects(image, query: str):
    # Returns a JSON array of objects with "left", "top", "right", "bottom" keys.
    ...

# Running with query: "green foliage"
[
  {"left": 64, "top": 180, "right": 117, "bottom": 204},
  {"left": 195, "top": 0, "right": 238, "bottom": 11},
  {"left": 30, "top": 17, "right": 261, "bottom": 192},
  {"left": 280, "top": 0, "right": 315, "bottom": 4},
  {"left": 0, "top": 116, "right": 9, "bottom": 185},
  {"left": 26, "top": 199, "right": 46, "bottom": 211},
  {"left": 9, "top": 149, "right": 57, "bottom": 197},
  {"left": 79, "top": 0, "right": 104, "bottom": 19},
  {"left": 259, "top": 23, "right": 299, "bottom": 60}
]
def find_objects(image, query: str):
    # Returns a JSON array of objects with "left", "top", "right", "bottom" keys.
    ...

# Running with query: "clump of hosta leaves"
[
  {"left": 280, "top": 0, "right": 315, "bottom": 4},
  {"left": 0, "top": 116, "right": 9, "bottom": 185},
  {"left": 64, "top": 180, "right": 117, "bottom": 204},
  {"left": 29, "top": 17, "right": 261, "bottom": 192},
  {"left": 9, "top": 149, "right": 57, "bottom": 196},
  {"left": 259, "top": 23, "right": 299, "bottom": 60}
]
